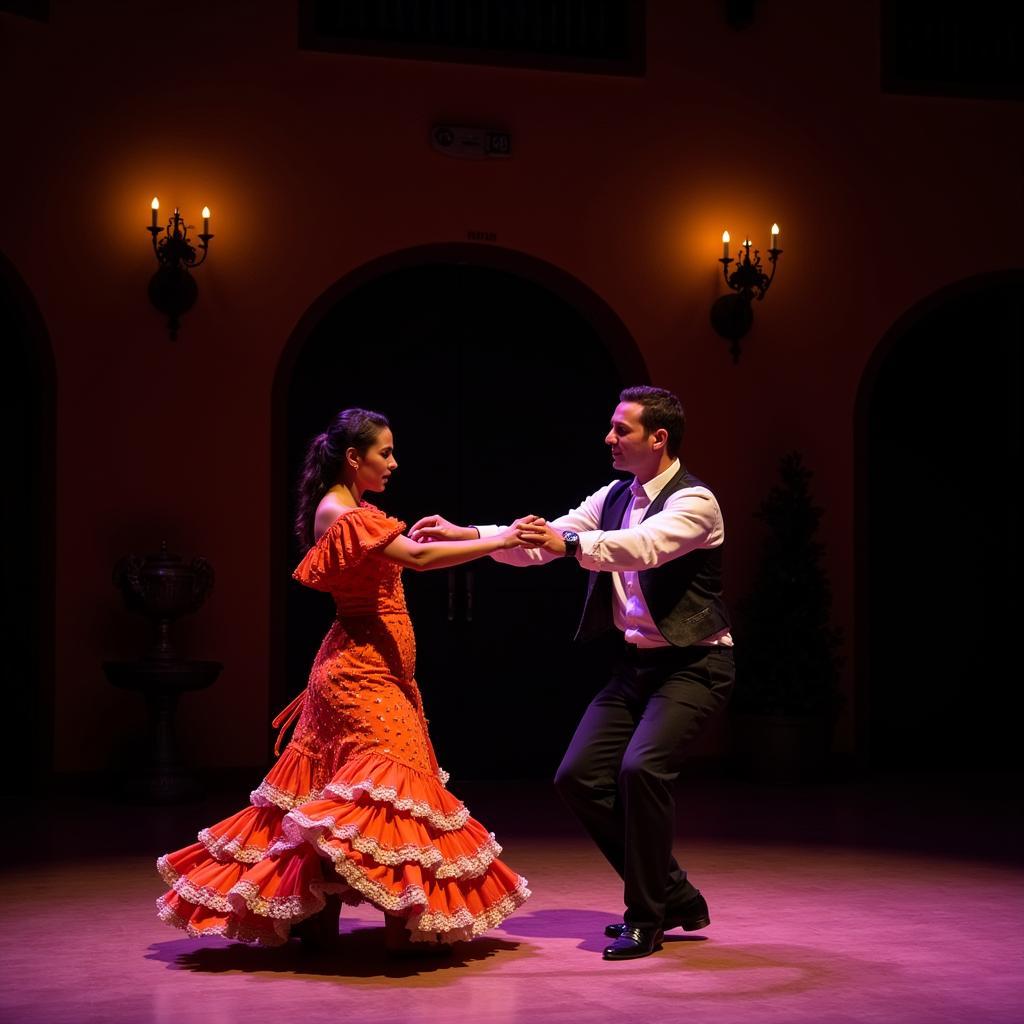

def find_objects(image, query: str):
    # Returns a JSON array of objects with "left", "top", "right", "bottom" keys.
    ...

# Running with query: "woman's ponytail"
[{"left": 294, "top": 410, "right": 390, "bottom": 549}]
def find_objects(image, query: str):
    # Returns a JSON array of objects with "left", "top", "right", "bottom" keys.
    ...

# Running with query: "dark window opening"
[{"left": 299, "top": 0, "right": 645, "bottom": 76}]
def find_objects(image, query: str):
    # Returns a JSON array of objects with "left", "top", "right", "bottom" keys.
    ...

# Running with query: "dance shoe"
[
  {"left": 604, "top": 891, "right": 710, "bottom": 939},
  {"left": 602, "top": 926, "right": 664, "bottom": 961}
]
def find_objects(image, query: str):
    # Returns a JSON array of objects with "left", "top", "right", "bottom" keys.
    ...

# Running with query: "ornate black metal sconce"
[
  {"left": 710, "top": 226, "right": 782, "bottom": 362},
  {"left": 147, "top": 198, "right": 213, "bottom": 339}
]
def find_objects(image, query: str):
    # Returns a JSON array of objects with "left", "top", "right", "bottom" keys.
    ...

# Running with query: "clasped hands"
[{"left": 408, "top": 514, "right": 567, "bottom": 555}]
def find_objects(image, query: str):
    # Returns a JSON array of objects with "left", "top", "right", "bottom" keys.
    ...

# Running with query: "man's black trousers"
[{"left": 554, "top": 642, "right": 735, "bottom": 930}]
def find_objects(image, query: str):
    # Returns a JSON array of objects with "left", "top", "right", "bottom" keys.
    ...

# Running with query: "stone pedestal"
[
  {"left": 104, "top": 658, "right": 222, "bottom": 802},
  {"left": 107, "top": 541, "right": 220, "bottom": 803}
]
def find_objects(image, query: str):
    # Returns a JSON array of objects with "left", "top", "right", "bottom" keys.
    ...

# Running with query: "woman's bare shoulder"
[{"left": 313, "top": 494, "right": 358, "bottom": 542}]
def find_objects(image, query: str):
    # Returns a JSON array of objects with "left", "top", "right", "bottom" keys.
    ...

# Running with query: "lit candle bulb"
[
  {"left": 722, "top": 230, "right": 730, "bottom": 259},
  {"left": 151, "top": 196, "right": 159, "bottom": 228},
  {"left": 202, "top": 206, "right": 211, "bottom": 234},
  {"left": 771, "top": 223, "right": 780, "bottom": 250}
]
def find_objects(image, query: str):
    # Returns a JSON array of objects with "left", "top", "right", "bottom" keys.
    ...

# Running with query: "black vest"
[{"left": 574, "top": 464, "right": 731, "bottom": 648}]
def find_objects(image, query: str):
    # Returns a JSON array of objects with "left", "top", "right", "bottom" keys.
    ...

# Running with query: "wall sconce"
[
  {"left": 710, "top": 225, "right": 782, "bottom": 362},
  {"left": 147, "top": 198, "right": 213, "bottom": 339}
]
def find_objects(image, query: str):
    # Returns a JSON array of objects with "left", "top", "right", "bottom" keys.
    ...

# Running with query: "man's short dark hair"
[{"left": 619, "top": 386, "right": 685, "bottom": 457}]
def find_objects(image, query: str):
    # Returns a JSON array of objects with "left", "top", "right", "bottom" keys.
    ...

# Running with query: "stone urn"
[
  {"left": 112, "top": 541, "right": 215, "bottom": 659},
  {"left": 104, "top": 542, "right": 222, "bottom": 802}
]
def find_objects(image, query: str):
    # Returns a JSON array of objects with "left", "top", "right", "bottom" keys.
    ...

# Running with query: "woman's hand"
[
  {"left": 408, "top": 514, "right": 478, "bottom": 543},
  {"left": 497, "top": 515, "right": 541, "bottom": 548},
  {"left": 515, "top": 519, "right": 567, "bottom": 555}
]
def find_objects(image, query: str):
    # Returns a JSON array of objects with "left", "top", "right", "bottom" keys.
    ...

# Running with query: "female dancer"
[{"left": 156, "top": 408, "right": 532, "bottom": 950}]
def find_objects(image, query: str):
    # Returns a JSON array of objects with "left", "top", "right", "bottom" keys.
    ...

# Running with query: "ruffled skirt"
[{"left": 156, "top": 745, "right": 530, "bottom": 945}]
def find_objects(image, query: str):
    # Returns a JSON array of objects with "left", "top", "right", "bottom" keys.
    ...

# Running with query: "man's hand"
[
  {"left": 497, "top": 515, "right": 541, "bottom": 548},
  {"left": 409, "top": 514, "right": 478, "bottom": 543},
  {"left": 515, "top": 519, "right": 567, "bottom": 555}
]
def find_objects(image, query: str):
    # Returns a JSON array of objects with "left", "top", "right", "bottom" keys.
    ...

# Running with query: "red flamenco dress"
[{"left": 156, "top": 504, "right": 530, "bottom": 944}]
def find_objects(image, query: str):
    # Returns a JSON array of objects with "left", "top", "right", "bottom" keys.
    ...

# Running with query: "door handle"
[
  {"left": 447, "top": 569, "right": 456, "bottom": 622},
  {"left": 465, "top": 569, "right": 474, "bottom": 623}
]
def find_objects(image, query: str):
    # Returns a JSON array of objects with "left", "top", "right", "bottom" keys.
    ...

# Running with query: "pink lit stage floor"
[{"left": 2, "top": 779, "right": 1022, "bottom": 1024}]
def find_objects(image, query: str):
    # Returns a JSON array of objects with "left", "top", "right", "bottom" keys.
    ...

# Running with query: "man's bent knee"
[
  {"left": 618, "top": 754, "right": 668, "bottom": 790},
  {"left": 553, "top": 760, "right": 582, "bottom": 794}
]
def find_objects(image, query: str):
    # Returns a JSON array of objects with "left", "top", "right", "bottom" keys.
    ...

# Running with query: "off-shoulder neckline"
[{"left": 311, "top": 502, "right": 388, "bottom": 548}]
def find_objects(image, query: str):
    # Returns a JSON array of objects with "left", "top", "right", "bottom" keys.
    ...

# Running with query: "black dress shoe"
[
  {"left": 602, "top": 926, "right": 663, "bottom": 961},
  {"left": 604, "top": 891, "right": 710, "bottom": 939}
]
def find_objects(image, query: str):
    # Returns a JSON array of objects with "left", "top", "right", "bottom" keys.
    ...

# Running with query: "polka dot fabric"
[{"left": 156, "top": 504, "right": 530, "bottom": 944}]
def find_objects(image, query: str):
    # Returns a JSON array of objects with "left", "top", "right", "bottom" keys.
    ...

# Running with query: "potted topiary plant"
[{"left": 732, "top": 452, "right": 844, "bottom": 783}]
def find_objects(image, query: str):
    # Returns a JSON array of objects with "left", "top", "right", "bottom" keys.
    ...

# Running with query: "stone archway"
[
  {"left": 269, "top": 245, "right": 647, "bottom": 778},
  {"left": 855, "top": 271, "right": 1022, "bottom": 768},
  {"left": 0, "top": 251, "right": 56, "bottom": 787}
]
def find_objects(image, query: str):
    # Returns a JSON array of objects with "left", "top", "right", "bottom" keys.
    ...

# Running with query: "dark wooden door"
[
  {"left": 866, "top": 277, "right": 1022, "bottom": 768},
  {"left": 285, "top": 263, "right": 634, "bottom": 779}
]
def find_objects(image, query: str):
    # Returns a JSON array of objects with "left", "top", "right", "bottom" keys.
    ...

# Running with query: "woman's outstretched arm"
[{"left": 383, "top": 516, "right": 538, "bottom": 571}]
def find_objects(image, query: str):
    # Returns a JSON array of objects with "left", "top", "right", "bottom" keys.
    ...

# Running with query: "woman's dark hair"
[
  {"left": 619, "top": 385, "right": 685, "bottom": 457},
  {"left": 294, "top": 408, "right": 390, "bottom": 548}
]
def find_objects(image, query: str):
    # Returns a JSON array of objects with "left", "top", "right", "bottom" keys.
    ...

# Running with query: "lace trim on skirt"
[
  {"left": 307, "top": 830, "right": 531, "bottom": 941},
  {"left": 250, "top": 778, "right": 323, "bottom": 812},
  {"left": 157, "top": 855, "right": 235, "bottom": 913},
  {"left": 198, "top": 827, "right": 268, "bottom": 865},
  {"left": 276, "top": 808, "right": 503, "bottom": 878},
  {"left": 155, "top": 894, "right": 288, "bottom": 945},
  {"left": 322, "top": 777, "right": 469, "bottom": 832},
  {"left": 407, "top": 877, "right": 532, "bottom": 943},
  {"left": 225, "top": 878, "right": 351, "bottom": 922}
]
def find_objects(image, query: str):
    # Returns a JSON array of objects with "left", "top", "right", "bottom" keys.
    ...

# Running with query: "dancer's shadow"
[
  {"left": 502, "top": 908, "right": 709, "bottom": 953},
  {"left": 147, "top": 925, "right": 534, "bottom": 981}
]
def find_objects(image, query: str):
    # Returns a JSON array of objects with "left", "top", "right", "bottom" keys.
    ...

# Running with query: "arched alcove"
[
  {"left": 0, "top": 252, "right": 56, "bottom": 788},
  {"left": 270, "top": 245, "right": 648, "bottom": 780},
  {"left": 856, "top": 271, "right": 1023, "bottom": 769}
]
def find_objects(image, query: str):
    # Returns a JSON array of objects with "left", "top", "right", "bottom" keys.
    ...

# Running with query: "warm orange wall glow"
[{"left": 1, "top": 0, "right": 1019, "bottom": 771}]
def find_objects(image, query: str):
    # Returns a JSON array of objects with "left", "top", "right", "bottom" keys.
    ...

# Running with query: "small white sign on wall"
[{"left": 431, "top": 125, "right": 511, "bottom": 159}]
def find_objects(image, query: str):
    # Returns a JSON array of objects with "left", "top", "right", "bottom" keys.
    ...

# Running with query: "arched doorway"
[
  {"left": 0, "top": 252, "right": 56, "bottom": 789},
  {"left": 271, "top": 245, "right": 647, "bottom": 780},
  {"left": 857, "top": 271, "right": 1022, "bottom": 769}
]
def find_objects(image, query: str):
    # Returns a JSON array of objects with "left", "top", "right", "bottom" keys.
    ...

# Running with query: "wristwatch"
[{"left": 562, "top": 530, "right": 580, "bottom": 559}]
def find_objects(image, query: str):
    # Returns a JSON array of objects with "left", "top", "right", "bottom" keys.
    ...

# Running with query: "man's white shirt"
[{"left": 478, "top": 459, "right": 733, "bottom": 649}]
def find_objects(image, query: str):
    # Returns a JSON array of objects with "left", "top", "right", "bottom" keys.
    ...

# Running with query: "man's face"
[{"left": 605, "top": 401, "right": 655, "bottom": 474}]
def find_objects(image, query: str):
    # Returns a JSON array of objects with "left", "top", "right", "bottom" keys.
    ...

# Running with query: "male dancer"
[{"left": 410, "top": 386, "right": 734, "bottom": 961}]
